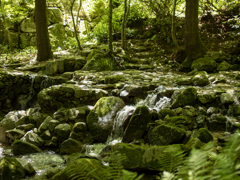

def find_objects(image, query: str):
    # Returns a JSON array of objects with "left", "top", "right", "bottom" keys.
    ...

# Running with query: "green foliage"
[{"left": 95, "top": 56, "right": 115, "bottom": 71}]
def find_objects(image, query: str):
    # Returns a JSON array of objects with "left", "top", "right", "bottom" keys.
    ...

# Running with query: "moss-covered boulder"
[
  {"left": 87, "top": 97, "right": 125, "bottom": 142},
  {"left": 171, "top": 88, "right": 197, "bottom": 108},
  {"left": 20, "top": 130, "right": 44, "bottom": 147},
  {"left": 51, "top": 158, "right": 109, "bottom": 180},
  {"left": 158, "top": 108, "right": 176, "bottom": 120},
  {"left": 148, "top": 124, "right": 186, "bottom": 146},
  {"left": 5, "top": 129, "right": 25, "bottom": 142},
  {"left": 38, "top": 116, "right": 53, "bottom": 133},
  {"left": 0, "top": 157, "right": 25, "bottom": 180},
  {"left": 197, "top": 90, "right": 216, "bottom": 104},
  {"left": 220, "top": 93, "right": 234, "bottom": 104},
  {"left": 165, "top": 116, "right": 191, "bottom": 130},
  {"left": 60, "top": 138, "right": 83, "bottom": 155},
  {"left": 217, "top": 61, "right": 231, "bottom": 71},
  {"left": 185, "top": 138, "right": 204, "bottom": 152},
  {"left": 47, "top": 8, "right": 63, "bottom": 24},
  {"left": 191, "top": 71, "right": 209, "bottom": 86},
  {"left": 54, "top": 123, "right": 71, "bottom": 142},
  {"left": 104, "top": 75, "right": 125, "bottom": 84},
  {"left": 195, "top": 128, "right": 213, "bottom": 143},
  {"left": 12, "top": 140, "right": 42, "bottom": 156},
  {"left": 122, "top": 105, "right": 151, "bottom": 143},
  {"left": 191, "top": 57, "right": 218, "bottom": 72},
  {"left": 48, "top": 23, "right": 67, "bottom": 49},
  {"left": 207, "top": 114, "right": 227, "bottom": 131},
  {"left": 111, "top": 143, "right": 185, "bottom": 171}
]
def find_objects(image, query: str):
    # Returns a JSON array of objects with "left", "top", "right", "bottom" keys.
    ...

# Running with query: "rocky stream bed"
[{"left": 1, "top": 43, "right": 240, "bottom": 179}]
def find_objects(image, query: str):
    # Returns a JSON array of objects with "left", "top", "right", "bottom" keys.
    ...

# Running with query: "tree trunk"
[
  {"left": 76, "top": 0, "right": 82, "bottom": 33},
  {"left": 70, "top": 0, "right": 83, "bottom": 50},
  {"left": 35, "top": 0, "right": 53, "bottom": 62},
  {"left": 181, "top": 0, "right": 206, "bottom": 71},
  {"left": 121, "top": 0, "right": 127, "bottom": 50},
  {"left": 108, "top": 0, "right": 113, "bottom": 54},
  {"left": 171, "top": 0, "right": 179, "bottom": 50}
]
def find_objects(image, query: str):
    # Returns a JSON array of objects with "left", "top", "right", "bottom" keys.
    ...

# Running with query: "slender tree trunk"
[
  {"left": 35, "top": 0, "right": 53, "bottom": 61},
  {"left": 172, "top": 0, "right": 179, "bottom": 49},
  {"left": 181, "top": 0, "right": 206, "bottom": 71},
  {"left": 108, "top": 0, "right": 113, "bottom": 54},
  {"left": 76, "top": 0, "right": 82, "bottom": 33},
  {"left": 70, "top": 0, "right": 83, "bottom": 50},
  {"left": 121, "top": 0, "right": 127, "bottom": 50}
]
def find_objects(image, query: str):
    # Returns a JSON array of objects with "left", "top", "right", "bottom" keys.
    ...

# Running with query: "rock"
[
  {"left": 38, "top": 116, "right": 53, "bottom": 133},
  {"left": 220, "top": 93, "right": 234, "bottom": 104},
  {"left": 158, "top": 108, "right": 177, "bottom": 120},
  {"left": 122, "top": 84, "right": 142, "bottom": 97},
  {"left": 51, "top": 158, "right": 108, "bottom": 180},
  {"left": 49, "top": 120, "right": 60, "bottom": 132},
  {"left": 20, "top": 130, "right": 44, "bottom": 147},
  {"left": 191, "top": 71, "right": 209, "bottom": 86},
  {"left": 69, "top": 131, "right": 93, "bottom": 144},
  {"left": 41, "top": 130, "right": 52, "bottom": 140},
  {"left": 20, "top": 17, "right": 36, "bottom": 32},
  {"left": 60, "top": 138, "right": 83, "bottom": 155},
  {"left": 208, "top": 114, "right": 227, "bottom": 131},
  {"left": 195, "top": 128, "right": 213, "bottom": 143},
  {"left": 185, "top": 138, "right": 204, "bottom": 152},
  {"left": 0, "top": 157, "right": 25, "bottom": 180},
  {"left": 47, "top": 8, "right": 63, "bottom": 24},
  {"left": 171, "top": 87, "right": 197, "bottom": 108},
  {"left": 104, "top": 75, "right": 125, "bottom": 84},
  {"left": 56, "top": 59, "right": 65, "bottom": 74},
  {"left": 48, "top": 23, "right": 67, "bottom": 49},
  {"left": 5, "top": 129, "right": 25, "bottom": 142},
  {"left": 16, "top": 123, "right": 35, "bottom": 132},
  {"left": 72, "top": 122, "right": 87, "bottom": 133},
  {"left": 0, "top": 115, "right": 18, "bottom": 143},
  {"left": 196, "top": 115, "right": 206, "bottom": 128},
  {"left": 111, "top": 143, "right": 185, "bottom": 171},
  {"left": 191, "top": 57, "right": 218, "bottom": 72},
  {"left": 54, "top": 123, "right": 71, "bottom": 142},
  {"left": 176, "top": 78, "right": 192, "bottom": 85},
  {"left": 12, "top": 140, "right": 42, "bottom": 156},
  {"left": 87, "top": 97, "right": 125, "bottom": 142},
  {"left": 165, "top": 116, "right": 191, "bottom": 129},
  {"left": 217, "top": 61, "right": 231, "bottom": 71},
  {"left": 45, "top": 61, "right": 57, "bottom": 76},
  {"left": 197, "top": 90, "right": 216, "bottom": 104},
  {"left": 148, "top": 124, "right": 186, "bottom": 146},
  {"left": 24, "top": 163, "right": 36, "bottom": 176},
  {"left": 122, "top": 106, "right": 151, "bottom": 143}
]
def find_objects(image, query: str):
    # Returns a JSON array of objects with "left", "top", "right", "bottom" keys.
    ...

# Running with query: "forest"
[{"left": 0, "top": 0, "right": 240, "bottom": 180}]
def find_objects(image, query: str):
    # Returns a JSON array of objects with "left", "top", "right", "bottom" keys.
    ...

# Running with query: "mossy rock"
[
  {"left": 87, "top": 97, "right": 125, "bottom": 142},
  {"left": 12, "top": 140, "right": 42, "bottom": 156},
  {"left": 111, "top": 143, "right": 185, "bottom": 171},
  {"left": 191, "top": 57, "right": 218, "bottom": 72},
  {"left": 171, "top": 87, "right": 197, "bottom": 108},
  {"left": 51, "top": 158, "right": 109, "bottom": 180},
  {"left": 165, "top": 116, "right": 191, "bottom": 128},
  {"left": 122, "top": 105, "right": 151, "bottom": 143},
  {"left": 195, "top": 128, "right": 213, "bottom": 143},
  {"left": 158, "top": 108, "right": 177, "bottom": 120},
  {"left": 148, "top": 124, "right": 186, "bottom": 146},
  {"left": 191, "top": 71, "right": 209, "bottom": 86},
  {"left": 185, "top": 138, "right": 204, "bottom": 152},
  {"left": 197, "top": 90, "right": 216, "bottom": 104},
  {"left": 104, "top": 75, "right": 125, "bottom": 84},
  {"left": 60, "top": 138, "right": 83, "bottom": 155},
  {"left": 0, "top": 157, "right": 25, "bottom": 180}
]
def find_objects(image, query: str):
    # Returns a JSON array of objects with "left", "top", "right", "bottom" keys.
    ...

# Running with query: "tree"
[
  {"left": 121, "top": 0, "right": 130, "bottom": 50},
  {"left": 180, "top": 0, "right": 206, "bottom": 71},
  {"left": 171, "top": 0, "right": 179, "bottom": 50},
  {"left": 70, "top": 0, "right": 83, "bottom": 50},
  {"left": 35, "top": 0, "right": 53, "bottom": 62},
  {"left": 108, "top": 0, "right": 113, "bottom": 54}
]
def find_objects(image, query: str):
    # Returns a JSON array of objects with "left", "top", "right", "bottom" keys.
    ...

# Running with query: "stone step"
[
  {"left": 134, "top": 52, "right": 158, "bottom": 58},
  {"left": 127, "top": 58, "right": 151, "bottom": 65},
  {"left": 124, "top": 63, "right": 154, "bottom": 70}
]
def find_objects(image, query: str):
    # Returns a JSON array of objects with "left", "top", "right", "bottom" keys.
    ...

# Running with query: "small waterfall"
[{"left": 153, "top": 96, "right": 172, "bottom": 112}]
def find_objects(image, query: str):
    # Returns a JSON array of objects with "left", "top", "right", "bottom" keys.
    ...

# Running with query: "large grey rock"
[
  {"left": 20, "top": 17, "right": 36, "bottom": 33},
  {"left": 12, "top": 140, "right": 42, "bottom": 156},
  {"left": 87, "top": 97, "right": 125, "bottom": 142},
  {"left": 191, "top": 57, "right": 218, "bottom": 72},
  {"left": 122, "top": 106, "right": 151, "bottom": 143}
]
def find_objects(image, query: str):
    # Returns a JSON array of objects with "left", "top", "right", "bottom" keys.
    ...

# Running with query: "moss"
[
  {"left": 0, "top": 157, "right": 25, "bottom": 180},
  {"left": 171, "top": 87, "right": 197, "bottom": 108},
  {"left": 12, "top": 140, "right": 42, "bottom": 156},
  {"left": 185, "top": 138, "right": 204, "bottom": 152},
  {"left": 104, "top": 75, "right": 125, "bottom": 84},
  {"left": 195, "top": 128, "right": 213, "bottom": 143},
  {"left": 158, "top": 108, "right": 177, "bottom": 120}
]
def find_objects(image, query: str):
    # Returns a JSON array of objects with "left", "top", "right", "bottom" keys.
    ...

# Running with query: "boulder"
[
  {"left": 52, "top": 158, "right": 108, "bottom": 180},
  {"left": 207, "top": 113, "right": 227, "bottom": 131},
  {"left": 111, "top": 143, "right": 185, "bottom": 171},
  {"left": 158, "top": 108, "right": 177, "bottom": 120},
  {"left": 87, "top": 97, "right": 125, "bottom": 142},
  {"left": 0, "top": 157, "right": 25, "bottom": 180},
  {"left": 23, "top": 163, "right": 36, "bottom": 176},
  {"left": 148, "top": 124, "right": 186, "bottom": 146},
  {"left": 217, "top": 61, "right": 231, "bottom": 71},
  {"left": 104, "top": 75, "right": 125, "bottom": 84},
  {"left": 197, "top": 90, "right": 216, "bottom": 104},
  {"left": 191, "top": 71, "right": 209, "bottom": 86},
  {"left": 38, "top": 116, "right": 53, "bottom": 133},
  {"left": 12, "top": 140, "right": 42, "bottom": 156},
  {"left": 122, "top": 106, "right": 151, "bottom": 143},
  {"left": 47, "top": 8, "right": 63, "bottom": 24},
  {"left": 20, "top": 17, "right": 36, "bottom": 33},
  {"left": 54, "top": 123, "right": 71, "bottom": 142},
  {"left": 45, "top": 61, "right": 57, "bottom": 76},
  {"left": 195, "top": 128, "right": 213, "bottom": 143},
  {"left": 20, "top": 130, "right": 44, "bottom": 147},
  {"left": 72, "top": 122, "right": 87, "bottom": 133},
  {"left": 5, "top": 129, "right": 25, "bottom": 142},
  {"left": 220, "top": 93, "right": 235, "bottom": 104},
  {"left": 48, "top": 23, "right": 67, "bottom": 49},
  {"left": 191, "top": 57, "right": 218, "bottom": 72},
  {"left": 60, "top": 138, "right": 83, "bottom": 155},
  {"left": 171, "top": 87, "right": 197, "bottom": 108},
  {"left": 165, "top": 116, "right": 191, "bottom": 130},
  {"left": 185, "top": 138, "right": 204, "bottom": 152}
]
